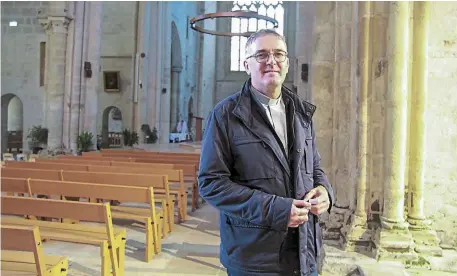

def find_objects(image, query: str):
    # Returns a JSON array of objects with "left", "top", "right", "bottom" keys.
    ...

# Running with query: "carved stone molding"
[{"left": 39, "top": 16, "right": 72, "bottom": 34}]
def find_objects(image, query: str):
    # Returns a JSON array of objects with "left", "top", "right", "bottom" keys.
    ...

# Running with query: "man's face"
[{"left": 244, "top": 35, "right": 289, "bottom": 93}]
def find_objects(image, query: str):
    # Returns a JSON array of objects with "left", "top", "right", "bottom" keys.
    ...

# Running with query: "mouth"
[{"left": 263, "top": 70, "right": 280, "bottom": 75}]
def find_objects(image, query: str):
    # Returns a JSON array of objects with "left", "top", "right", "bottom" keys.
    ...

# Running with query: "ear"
[{"left": 244, "top": 60, "right": 250, "bottom": 75}]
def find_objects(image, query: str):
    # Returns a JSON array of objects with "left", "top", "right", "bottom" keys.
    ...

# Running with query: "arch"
[
  {"left": 171, "top": 22, "right": 183, "bottom": 69},
  {"left": 170, "top": 21, "right": 183, "bottom": 133},
  {"left": 1, "top": 93, "right": 24, "bottom": 155},
  {"left": 101, "top": 106, "right": 123, "bottom": 148}
]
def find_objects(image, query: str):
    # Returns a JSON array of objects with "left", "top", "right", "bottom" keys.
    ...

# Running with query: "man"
[{"left": 198, "top": 29, "right": 335, "bottom": 276}]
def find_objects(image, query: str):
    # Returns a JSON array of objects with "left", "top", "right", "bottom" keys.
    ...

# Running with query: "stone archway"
[
  {"left": 101, "top": 106, "right": 123, "bottom": 148},
  {"left": 170, "top": 21, "right": 183, "bottom": 133},
  {"left": 1, "top": 94, "right": 24, "bottom": 155}
]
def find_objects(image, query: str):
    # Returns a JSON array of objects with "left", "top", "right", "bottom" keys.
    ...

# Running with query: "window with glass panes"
[{"left": 230, "top": 0, "right": 284, "bottom": 71}]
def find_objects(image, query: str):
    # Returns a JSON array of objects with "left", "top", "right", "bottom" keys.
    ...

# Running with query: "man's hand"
[
  {"left": 304, "top": 185, "right": 330, "bottom": 215},
  {"left": 288, "top": 200, "right": 311, "bottom": 227}
]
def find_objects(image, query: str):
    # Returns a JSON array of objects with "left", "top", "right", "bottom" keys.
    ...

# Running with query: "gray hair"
[{"left": 245, "top": 29, "right": 287, "bottom": 54}]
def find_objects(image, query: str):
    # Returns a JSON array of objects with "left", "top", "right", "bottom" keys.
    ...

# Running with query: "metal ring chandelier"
[{"left": 190, "top": 11, "right": 279, "bottom": 37}]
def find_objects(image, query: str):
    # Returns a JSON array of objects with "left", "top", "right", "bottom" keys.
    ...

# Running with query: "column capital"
[{"left": 39, "top": 16, "right": 72, "bottom": 34}]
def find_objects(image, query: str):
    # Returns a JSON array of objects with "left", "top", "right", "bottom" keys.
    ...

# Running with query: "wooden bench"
[
  {"left": 7, "top": 161, "right": 188, "bottom": 221},
  {"left": 2, "top": 177, "right": 162, "bottom": 262},
  {"left": 1, "top": 225, "right": 68, "bottom": 276},
  {"left": 1, "top": 196, "right": 126, "bottom": 276},
  {"left": 1, "top": 167, "right": 174, "bottom": 234},
  {"left": 36, "top": 157, "right": 200, "bottom": 210}
]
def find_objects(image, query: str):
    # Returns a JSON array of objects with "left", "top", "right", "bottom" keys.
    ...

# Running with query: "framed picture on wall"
[{"left": 103, "top": 71, "right": 120, "bottom": 92}]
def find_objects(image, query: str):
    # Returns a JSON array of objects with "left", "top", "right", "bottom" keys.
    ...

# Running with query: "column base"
[
  {"left": 342, "top": 213, "right": 373, "bottom": 253},
  {"left": 321, "top": 206, "right": 347, "bottom": 242},
  {"left": 374, "top": 220, "right": 418, "bottom": 262},
  {"left": 408, "top": 217, "right": 443, "bottom": 257}
]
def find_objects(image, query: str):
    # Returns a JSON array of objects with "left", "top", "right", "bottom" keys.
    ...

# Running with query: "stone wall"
[
  {"left": 424, "top": 2, "right": 457, "bottom": 248},
  {"left": 1, "top": 1, "right": 48, "bottom": 145},
  {"left": 97, "top": 1, "right": 136, "bottom": 134}
]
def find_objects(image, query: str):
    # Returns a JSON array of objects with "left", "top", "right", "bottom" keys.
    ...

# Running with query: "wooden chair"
[{"left": 1, "top": 225, "right": 68, "bottom": 276}]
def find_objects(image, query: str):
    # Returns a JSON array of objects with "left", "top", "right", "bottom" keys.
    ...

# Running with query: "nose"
[{"left": 265, "top": 53, "right": 276, "bottom": 65}]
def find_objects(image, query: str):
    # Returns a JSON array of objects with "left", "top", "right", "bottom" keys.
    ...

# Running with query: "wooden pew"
[
  {"left": 100, "top": 149, "right": 200, "bottom": 158},
  {"left": 2, "top": 177, "right": 162, "bottom": 262},
  {"left": 1, "top": 167, "right": 174, "bottom": 233},
  {"left": 1, "top": 196, "right": 126, "bottom": 276},
  {"left": 36, "top": 157, "right": 200, "bottom": 210},
  {"left": 1, "top": 225, "right": 69, "bottom": 276},
  {"left": 6, "top": 161, "right": 187, "bottom": 221}
]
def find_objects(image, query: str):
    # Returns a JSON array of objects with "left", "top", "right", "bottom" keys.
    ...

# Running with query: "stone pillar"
[
  {"left": 343, "top": 1, "right": 372, "bottom": 252},
  {"left": 147, "top": 2, "right": 165, "bottom": 132},
  {"left": 68, "top": 1, "right": 86, "bottom": 152},
  {"left": 39, "top": 4, "right": 72, "bottom": 150},
  {"left": 375, "top": 2, "right": 416, "bottom": 261},
  {"left": 62, "top": 2, "right": 75, "bottom": 151},
  {"left": 170, "top": 66, "right": 182, "bottom": 132},
  {"left": 82, "top": 2, "right": 103, "bottom": 149},
  {"left": 407, "top": 1, "right": 442, "bottom": 257}
]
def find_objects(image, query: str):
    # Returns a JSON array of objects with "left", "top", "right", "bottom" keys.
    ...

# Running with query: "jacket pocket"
[
  {"left": 232, "top": 139, "right": 275, "bottom": 180},
  {"left": 305, "top": 138, "right": 314, "bottom": 174},
  {"left": 224, "top": 216, "right": 284, "bottom": 270}
]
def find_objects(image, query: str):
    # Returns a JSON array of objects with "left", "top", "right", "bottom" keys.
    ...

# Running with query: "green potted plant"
[
  {"left": 27, "top": 125, "right": 48, "bottom": 154},
  {"left": 122, "top": 129, "right": 139, "bottom": 147},
  {"left": 77, "top": 131, "right": 94, "bottom": 153}
]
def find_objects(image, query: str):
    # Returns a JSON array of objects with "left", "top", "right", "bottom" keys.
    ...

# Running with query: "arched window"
[{"left": 230, "top": 0, "right": 284, "bottom": 71}]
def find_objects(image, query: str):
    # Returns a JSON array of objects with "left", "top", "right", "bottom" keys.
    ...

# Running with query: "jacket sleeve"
[
  {"left": 198, "top": 110, "right": 293, "bottom": 232},
  {"left": 311, "top": 120, "right": 335, "bottom": 213}
]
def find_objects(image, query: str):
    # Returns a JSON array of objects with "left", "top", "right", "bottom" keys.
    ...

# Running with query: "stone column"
[
  {"left": 147, "top": 2, "right": 165, "bottom": 132},
  {"left": 82, "top": 2, "right": 103, "bottom": 149},
  {"left": 407, "top": 1, "right": 442, "bottom": 257},
  {"left": 68, "top": 1, "right": 86, "bottom": 152},
  {"left": 39, "top": 4, "right": 72, "bottom": 150},
  {"left": 376, "top": 2, "right": 416, "bottom": 261},
  {"left": 344, "top": 1, "right": 372, "bottom": 252},
  {"left": 169, "top": 66, "right": 182, "bottom": 132}
]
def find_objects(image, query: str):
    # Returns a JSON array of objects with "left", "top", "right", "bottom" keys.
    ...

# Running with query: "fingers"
[
  {"left": 310, "top": 200, "right": 329, "bottom": 215},
  {"left": 303, "top": 188, "right": 317, "bottom": 201},
  {"left": 289, "top": 214, "right": 309, "bottom": 227},
  {"left": 293, "top": 199, "right": 311, "bottom": 209},
  {"left": 288, "top": 206, "right": 309, "bottom": 227}
]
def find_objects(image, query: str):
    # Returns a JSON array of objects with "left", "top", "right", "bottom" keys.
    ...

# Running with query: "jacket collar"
[{"left": 232, "top": 79, "right": 316, "bottom": 126}]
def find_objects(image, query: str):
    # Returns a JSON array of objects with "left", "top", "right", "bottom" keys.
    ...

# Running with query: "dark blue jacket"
[{"left": 198, "top": 80, "right": 335, "bottom": 276}]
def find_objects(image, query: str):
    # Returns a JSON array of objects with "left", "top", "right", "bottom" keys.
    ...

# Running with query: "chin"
[{"left": 263, "top": 78, "right": 282, "bottom": 87}]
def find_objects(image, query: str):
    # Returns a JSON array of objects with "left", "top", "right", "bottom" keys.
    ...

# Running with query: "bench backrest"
[
  {"left": 1, "top": 177, "right": 154, "bottom": 205},
  {"left": 2, "top": 167, "right": 168, "bottom": 190},
  {"left": 37, "top": 157, "right": 197, "bottom": 176},
  {"left": 6, "top": 161, "right": 182, "bottom": 182},
  {"left": 1, "top": 225, "right": 47, "bottom": 276},
  {"left": 1, "top": 195, "right": 110, "bottom": 223},
  {"left": 5, "top": 160, "right": 90, "bottom": 172},
  {"left": 101, "top": 149, "right": 199, "bottom": 158}
]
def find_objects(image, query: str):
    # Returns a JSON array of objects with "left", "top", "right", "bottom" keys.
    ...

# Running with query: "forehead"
[{"left": 247, "top": 35, "right": 287, "bottom": 53}]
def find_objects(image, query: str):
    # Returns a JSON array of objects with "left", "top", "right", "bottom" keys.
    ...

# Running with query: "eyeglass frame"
[{"left": 245, "top": 50, "right": 288, "bottom": 63}]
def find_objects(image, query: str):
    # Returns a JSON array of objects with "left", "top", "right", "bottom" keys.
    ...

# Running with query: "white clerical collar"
[{"left": 251, "top": 85, "right": 282, "bottom": 106}]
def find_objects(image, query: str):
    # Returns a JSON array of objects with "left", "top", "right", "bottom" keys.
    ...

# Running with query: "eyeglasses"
[{"left": 246, "top": 50, "right": 288, "bottom": 63}]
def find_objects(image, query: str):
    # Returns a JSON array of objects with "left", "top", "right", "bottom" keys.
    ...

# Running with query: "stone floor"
[
  {"left": 43, "top": 201, "right": 227, "bottom": 276},
  {"left": 40, "top": 199, "right": 457, "bottom": 276}
]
